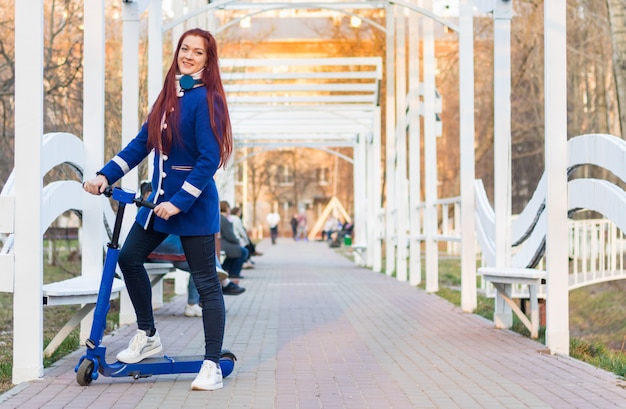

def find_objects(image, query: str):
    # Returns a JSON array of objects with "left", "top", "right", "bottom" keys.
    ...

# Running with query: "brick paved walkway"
[{"left": 2, "top": 238, "right": 626, "bottom": 408}]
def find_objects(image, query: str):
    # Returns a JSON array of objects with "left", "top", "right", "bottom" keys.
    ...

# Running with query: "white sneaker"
[
  {"left": 184, "top": 304, "right": 203, "bottom": 317},
  {"left": 216, "top": 265, "right": 229, "bottom": 282},
  {"left": 116, "top": 329, "right": 163, "bottom": 364},
  {"left": 191, "top": 360, "right": 223, "bottom": 391}
]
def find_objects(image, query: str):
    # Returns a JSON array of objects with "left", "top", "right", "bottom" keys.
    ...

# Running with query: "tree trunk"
[{"left": 607, "top": 0, "right": 626, "bottom": 138}]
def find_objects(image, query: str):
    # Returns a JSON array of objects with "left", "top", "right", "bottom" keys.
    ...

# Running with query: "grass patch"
[
  {"left": 571, "top": 338, "right": 626, "bottom": 378},
  {"left": 43, "top": 331, "right": 81, "bottom": 367},
  {"left": 0, "top": 245, "right": 177, "bottom": 395},
  {"left": 569, "top": 281, "right": 626, "bottom": 350},
  {"left": 433, "top": 257, "right": 625, "bottom": 378},
  {"left": 0, "top": 252, "right": 89, "bottom": 394}
]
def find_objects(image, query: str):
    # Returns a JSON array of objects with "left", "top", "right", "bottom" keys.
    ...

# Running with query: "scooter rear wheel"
[
  {"left": 76, "top": 359, "right": 95, "bottom": 386},
  {"left": 220, "top": 350, "right": 237, "bottom": 378}
]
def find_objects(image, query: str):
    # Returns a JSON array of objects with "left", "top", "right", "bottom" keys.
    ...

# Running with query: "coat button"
[
  {"left": 162, "top": 154, "right": 168, "bottom": 161},
  {"left": 159, "top": 189, "right": 165, "bottom": 195},
  {"left": 161, "top": 172, "right": 167, "bottom": 178}
]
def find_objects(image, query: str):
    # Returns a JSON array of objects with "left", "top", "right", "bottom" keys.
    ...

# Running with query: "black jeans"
[{"left": 118, "top": 222, "right": 225, "bottom": 363}]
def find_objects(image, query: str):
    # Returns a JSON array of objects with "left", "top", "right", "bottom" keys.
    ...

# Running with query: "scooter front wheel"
[{"left": 76, "top": 359, "right": 95, "bottom": 386}]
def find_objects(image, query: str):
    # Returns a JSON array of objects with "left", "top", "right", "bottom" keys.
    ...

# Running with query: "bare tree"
[
  {"left": 0, "top": 0, "right": 87, "bottom": 191},
  {"left": 243, "top": 150, "right": 273, "bottom": 227},
  {"left": 607, "top": 0, "right": 626, "bottom": 138},
  {"left": 0, "top": 4, "right": 15, "bottom": 190}
]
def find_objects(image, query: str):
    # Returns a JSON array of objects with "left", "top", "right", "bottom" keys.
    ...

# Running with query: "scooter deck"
[
  {"left": 108, "top": 355, "right": 205, "bottom": 379},
  {"left": 101, "top": 353, "right": 236, "bottom": 379}
]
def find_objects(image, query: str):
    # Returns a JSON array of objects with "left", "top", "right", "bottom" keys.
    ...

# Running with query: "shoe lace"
[
  {"left": 200, "top": 360, "right": 216, "bottom": 377},
  {"left": 128, "top": 330, "right": 147, "bottom": 351}
]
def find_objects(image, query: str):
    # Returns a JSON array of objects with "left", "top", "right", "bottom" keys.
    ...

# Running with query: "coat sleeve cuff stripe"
[
  {"left": 182, "top": 181, "right": 202, "bottom": 198},
  {"left": 112, "top": 156, "right": 130, "bottom": 173}
]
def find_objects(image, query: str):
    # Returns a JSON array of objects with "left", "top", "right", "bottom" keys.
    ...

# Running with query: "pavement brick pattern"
[{"left": 2, "top": 238, "right": 626, "bottom": 408}]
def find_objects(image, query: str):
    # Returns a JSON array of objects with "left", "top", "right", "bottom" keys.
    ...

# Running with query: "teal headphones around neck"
[{"left": 180, "top": 75, "right": 203, "bottom": 90}]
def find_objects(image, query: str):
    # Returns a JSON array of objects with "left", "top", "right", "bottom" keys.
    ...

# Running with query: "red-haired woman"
[{"left": 83, "top": 28, "right": 232, "bottom": 391}]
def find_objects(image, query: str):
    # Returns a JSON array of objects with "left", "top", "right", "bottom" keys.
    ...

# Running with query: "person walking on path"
[
  {"left": 266, "top": 209, "right": 280, "bottom": 244},
  {"left": 83, "top": 28, "right": 232, "bottom": 391},
  {"left": 290, "top": 214, "right": 298, "bottom": 240},
  {"left": 296, "top": 211, "right": 308, "bottom": 241}
]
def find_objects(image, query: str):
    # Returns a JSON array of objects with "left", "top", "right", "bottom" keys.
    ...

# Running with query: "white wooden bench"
[
  {"left": 477, "top": 267, "right": 546, "bottom": 339},
  {"left": 43, "top": 262, "right": 178, "bottom": 355},
  {"left": 118, "top": 262, "right": 176, "bottom": 326},
  {"left": 145, "top": 262, "right": 177, "bottom": 287},
  {"left": 42, "top": 276, "right": 125, "bottom": 357}
]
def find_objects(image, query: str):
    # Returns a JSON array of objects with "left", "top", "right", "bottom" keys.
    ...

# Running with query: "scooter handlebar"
[
  {"left": 133, "top": 197, "right": 157, "bottom": 210},
  {"left": 98, "top": 186, "right": 156, "bottom": 209}
]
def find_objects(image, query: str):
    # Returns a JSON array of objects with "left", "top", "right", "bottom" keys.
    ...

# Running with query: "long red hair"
[{"left": 146, "top": 28, "right": 232, "bottom": 168}]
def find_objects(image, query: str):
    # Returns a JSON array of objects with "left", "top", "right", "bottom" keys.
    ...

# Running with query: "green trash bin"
[{"left": 343, "top": 235, "right": 352, "bottom": 246}]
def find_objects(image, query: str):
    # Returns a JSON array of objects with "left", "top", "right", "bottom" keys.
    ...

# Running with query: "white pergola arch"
[{"left": 6, "top": 0, "right": 569, "bottom": 384}]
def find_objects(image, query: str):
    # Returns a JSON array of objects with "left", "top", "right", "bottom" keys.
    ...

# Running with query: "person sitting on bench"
[
  {"left": 141, "top": 182, "right": 245, "bottom": 317},
  {"left": 219, "top": 200, "right": 249, "bottom": 279},
  {"left": 147, "top": 234, "right": 246, "bottom": 317}
]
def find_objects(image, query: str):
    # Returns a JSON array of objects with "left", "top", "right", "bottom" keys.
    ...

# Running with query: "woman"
[{"left": 83, "top": 28, "right": 231, "bottom": 391}]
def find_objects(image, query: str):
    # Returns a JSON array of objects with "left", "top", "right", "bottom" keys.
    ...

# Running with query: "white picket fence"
[
  {"left": 415, "top": 195, "right": 626, "bottom": 297},
  {"left": 569, "top": 218, "right": 626, "bottom": 290},
  {"left": 476, "top": 218, "right": 626, "bottom": 298}
]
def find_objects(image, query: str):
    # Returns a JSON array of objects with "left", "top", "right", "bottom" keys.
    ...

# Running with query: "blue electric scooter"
[{"left": 74, "top": 186, "right": 236, "bottom": 386}]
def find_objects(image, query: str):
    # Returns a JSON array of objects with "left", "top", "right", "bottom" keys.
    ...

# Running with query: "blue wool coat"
[{"left": 99, "top": 86, "right": 221, "bottom": 236}]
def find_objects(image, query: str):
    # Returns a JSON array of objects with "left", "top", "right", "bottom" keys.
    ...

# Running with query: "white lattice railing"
[
  {"left": 569, "top": 219, "right": 626, "bottom": 290},
  {"left": 479, "top": 218, "right": 626, "bottom": 298},
  {"left": 411, "top": 197, "right": 462, "bottom": 254}
]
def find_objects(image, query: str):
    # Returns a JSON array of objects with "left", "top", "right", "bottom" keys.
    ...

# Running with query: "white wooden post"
[
  {"left": 423, "top": 0, "right": 438, "bottom": 293},
  {"left": 206, "top": 0, "right": 219, "bottom": 32},
  {"left": 369, "top": 60, "right": 383, "bottom": 272},
  {"left": 395, "top": 7, "right": 408, "bottom": 282},
  {"left": 119, "top": 0, "right": 148, "bottom": 325},
  {"left": 216, "top": 152, "right": 236, "bottom": 207},
  {"left": 188, "top": 0, "right": 201, "bottom": 27},
  {"left": 371, "top": 113, "right": 383, "bottom": 273},
  {"left": 459, "top": 0, "right": 477, "bottom": 312},
  {"left": 149, "top": 0, "right": 163, "bottom": 108},
  {"left": 493, "top": 0, "right": 513, "bottom": 327},
  {"left": 242, "top": 147, "right": 248, "bottom": 216},
  {"left": 80, "top": 0, "right": 106, "bottom": 344},
  {"left": 147, "top": 0, "right": 164, "bottom": 180},
  {"left": 385, "top": 4, "right": 397, "bottom": 277},
  {"left": 353, "top": 134, "right": 367, "bottom": 265},
  {"left": 13, "top": 0, "right": 44, "bottom": 384},
  {"left": 544, "top": 0, "right": 570, "bottom": 355},
  {"left": 121, "top": 0, "right": 144, "bottom": 220},
  {"left": 363, "top": 132, "right": 374, "bottom": 268},
  {"left": 408, "top": 3, "right": 422, "bottom": 286},
  {"left": 172, "top": 0, "right": 184, "bottom": 55},
  {"left": 0, "top": 197, "right": 14, "bottom": 291}
]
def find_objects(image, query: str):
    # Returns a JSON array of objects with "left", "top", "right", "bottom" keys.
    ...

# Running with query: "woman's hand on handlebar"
[
  {"left": 154, "top": 202, "right": 181, "bottom": 220},
  {"left": 83, "top": 175, "right": 108, "bottom": 195}
]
